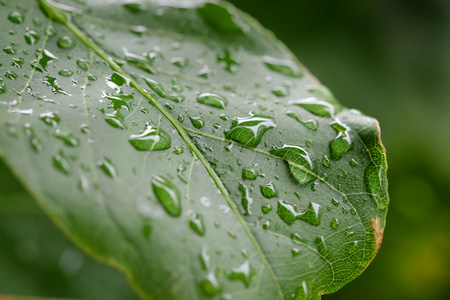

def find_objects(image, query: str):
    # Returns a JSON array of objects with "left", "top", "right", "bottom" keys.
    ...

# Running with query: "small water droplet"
[
  {"left": 228, "top": 261, "right": 255, "bottom": 287},
  {"left": 8, "top": 11, "right": 24, "bottom": 24},
  {"left": 270, "top": 145, "right": 315, "bottom": 184},
  {"left": 24, "top": 30, "right": 40, "bottom": 45},
  {"left": 200, "top": 272, "right": 222, "bottom": 297},
  {"left": 152, "top": 175, "right": 181, "bottom": 217},
  {"left": 289, "top": 97, "right": 336, "bottom": 118},
  {"left": 291, "top": 248, "right": 301, "bottom": 257},
  {"left": 331, "top": 198, "right": 339, "bottom": 207},
  {"left": 242, "top": 167, "right": 259, "bottom": 180},
  {"left": 54, "top": 129, "right": 79, "bottom": 147},
  {"left": 76, "top": 59, "right": 89, "bottom": 71},
  {"left": 53, "top": 150, "right": 71, "bottom": 175},
  {"left": 271, "top": 85, "right": 289, "bottom": 97},
  {"left": 196, "top": 92, "right": 228, "bottom": 109},
  {"left": 42, "top": 76, "right": 69, "bottom": 95},
  {"left": 199, "top": 246, "right": 210, "bottom": 270},
  {"left": 97, "top": 157, "right": 117, "bottom": 178},
  {"left": 277, "top": 200, "right": 321, "bottom": 226},
  {"left": 58, "top": 69, "right": 73, "bottom": 77},
  {"left": 330, "top": 119, "right": 353, "bottom": 160},
  {"left": 322, "top": 155, "right": 331, "bottom": 168},
  {"left": 3, "top": 46, "right": 16, "bottom": 54},
  {"left": 315, "top": 236, "right": 332, "bottom": 259},
  {"left": 129, "top": 123, "right": 171, "bottom": 151},
  {"left": 40, "top": 111, "right": 60, "bottom": 127},
  {"left": 262, "top": 56, "right": 302, "bottom": 78},
  {"left": 261, "top": 203, "right": 272, "bottom": 214},
  {"left": 286, "top": 112, "right": 318, "bottom": 131},
  {"left": 189, "top": 213, "right": 205, "bottom": 236},
  {"left": 189, "top": 116, "right": 205, "bottom": 129},
  {"left": 260, "top": 182, "right": 278, "bottom": 199},
  {"left": 225, "top": 113, "right": 276, "bottom": 148},
  {"left": 24, "top": 124, "right": 42, "bottom": 153},
  {"left": 172, "top": 146, "right": 184, "bottom": 155},
  {"left": 291, "top": 233, "right": 306, "bottom": 244},
  {"left": 143, "top": 77, "right": 184, "bottom": 103},
  {"left": 331, "top": 218, "right": 339, "bottom": 229},
  {"left": 238, "top": 182, "right": 253, "bottom": 216},
  {"left": 5, "top": 71, "right": 18, "bottom": 80},
  {"left": 57, "top": 36, "right": 76, "bottom": 49},
  {"left": 171, "top": 57, "right": 187, "bottom": 68},
  {"left": 104, "top": 110, "right": 126, "bottom": 129}
]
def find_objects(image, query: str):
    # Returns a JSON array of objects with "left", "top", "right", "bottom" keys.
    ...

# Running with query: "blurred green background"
[{"left": 1, "top": 0, "right": 450, "bottom": 299}]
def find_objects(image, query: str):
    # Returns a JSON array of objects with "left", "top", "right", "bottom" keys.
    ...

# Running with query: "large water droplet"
[
  {"left": 8, "top": 11, "right": 24, "bottom": 24},
  {"left": 224, "top": 113, "right": 275, "bottom": 147},
  {"left": 269, "top": 145, "right": 315, "bottom": 184},
  {"left": 53, "top": 150, "right": 71, "bottom": 175},
  {"left": 277, "top": 200, "right": 321, "bottom": 226},
  {"left": 238, "top": 182, "right": 253, "bottom": 216},
  {"left": 189, "top": 213, "right": 205, "bottom": 236},
  {"left": 262, "top": 56, "right": 302, "bottom": 78},
  {"left": 97, "top": 157, "right": 117, "bottom": 178},
  {"left": 229, "top": 261, "right": 255, "bottom": 287},
  {"left": 260, "top": 182, "right": 278, "bottom": 199},
  {"left": 200, "top": 272, "right": 222, "bottom": 297},
  {"left": 152, "top": 175, "right": 181, "bottom": 217},
  {"left": 286, "top": 112, "right": 318, "bottom": 131},
  {"left": 57, "top": 36, "right": 76, "bottom": 49},
  {"left": 129, "top": 123, "right": 171, "bottom": 151},
  {"left": 330, "top": 119, "right": 353, "bottom": 160},
  {"left": 196, "top": 92, "right": 228, "bottom": 109},
  {"left": 54, "top": 129, "right": 79, "bottom": 147},
  {"left": 289, "top": 97, "right": 335, "bottom": 118}
]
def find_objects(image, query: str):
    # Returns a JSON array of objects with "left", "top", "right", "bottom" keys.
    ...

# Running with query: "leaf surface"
[{"left": 0, "top": 0, "right": 389, "bottom": 299}]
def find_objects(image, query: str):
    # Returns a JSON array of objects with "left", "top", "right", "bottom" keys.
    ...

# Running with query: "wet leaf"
[{"left": 0, "top": 1, "right": 388, "bottom": 299}]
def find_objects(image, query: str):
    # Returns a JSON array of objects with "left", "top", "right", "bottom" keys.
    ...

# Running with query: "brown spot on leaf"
[{"left": 371, "top": 217, "right": 384, "bottom": 254}]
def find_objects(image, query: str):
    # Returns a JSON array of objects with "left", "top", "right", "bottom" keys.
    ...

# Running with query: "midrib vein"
[{"left": 38, "top": 1, "right": 284, "bottom": 298}]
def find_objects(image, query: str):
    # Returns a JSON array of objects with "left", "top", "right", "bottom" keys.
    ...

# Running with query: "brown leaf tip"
[{"left": 371, "top": 217, "right": 384, "bottom": 254}]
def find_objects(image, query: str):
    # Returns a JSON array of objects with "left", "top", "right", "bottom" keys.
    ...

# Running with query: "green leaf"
[{"left": 0, "top": 0, "right": 389, "bottom": 299}]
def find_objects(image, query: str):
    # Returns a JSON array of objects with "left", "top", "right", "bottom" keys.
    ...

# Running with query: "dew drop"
[
  {"left": 330, "top": 119, "right": 353, "bottom": 160},
  {"left": 238, "top": 182, "right": 253, "bottom": 216},
  {"left": 196, "top": 92, "right": 228, "bottom": 109},
  {"left": 200, "top": 272, "right": 222, "bottom": 297},
  {"left": 152, "top": 175, "right": 181, "bottom": 217},
  {"left": 172, "top": 146, "right": 184, "bottom": 155},
  {"left": 8, "top": 11, "right": 24, "bottom": 24},
  {"left": 315, "top": 236, "right": 332, "bottom": 259},
  {"left": 291, "top": 233, "right": 306, "bottom": 244},
  {"left": 76, "top": 59, "right": 89, "bottom": 71},
  {"left": 189, "top": 213, "right": 205, "bottom": 236},
  {"left": 58, "top": 69, "right": 73, "bottom": 77},
  {"left": 259, "top": 182, "right": 278, "bottom": 199},
  {"left": 42, "top": 76, "right": 69, "bottom": 95},
  {"left": 129, "top": 123, "right": 171, "bottom": 151},
  {"left": 57, "top": 36, "right": 76, "bottom": 49},
  {"left": 24, "top": 124, "right": 42, "bottom": 153},
  {"left": 224, "top": 113, "right": 275, "bottom": 148},
  {"left": 262, "top": 56, "right": 302, "bottom": 78},
  {"left": 269, "top": 145, "right": 315, "bottom": 184},
  {"left": 189, "top": 116, "right": 205, "bottom": 129},
  {"left": 54, "top": 129, "right": 79, "bottom": 147},
  {"left": 242, "top": 167, "right": 258, "bottom": 180},
  {"left": 39, "top": 112, "right": 60, "bottom": 127},
  {"left": 322, "top": 155, "right": 331, "bottom": 168},
  {"left": 53, "top": 150, "right": 71, "bottom": 175},
  {"left": 261, "top": 204, "right": 272, "bottom": 214},
  {"left": 171, "top": 57, "right": 187, "bottom": 68},
  {"left": 331, "top": 198, "right": 339, "bottom": 207},
  {"left": 331, "top": 218, "right": 339, "bottom": 229},
  {"left": 97, "top": 157, "right": 117, "bottom": 178},
  {"left": 271, "top": 85, "right": 289, "bottom": 97},
  {"left": 104, "top": 110, "right": 126, "bottom": 129},
  {"left": 143, "top": 77, "right": 184, "bottom": 103},
  {"left": 277, "top": 200, "right": 321, "bottom": 226},
  {"left": 289, "top": 97, "right": 335, "bottom": 118},
  {"left": 228, "top": 261, "right": 255, "bottom": 287},
  {"left": 24, "top": 30, "right": 40, "bottom": 45},
  {"left": 292, "top": 248, "right": 301, "bottom": 257}
]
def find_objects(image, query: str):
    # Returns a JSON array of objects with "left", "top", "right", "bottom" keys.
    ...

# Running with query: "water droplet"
[
  {"left": 241, "top": 167, "right": 258, "bottom": 180},
  {"left": 97, "top": 157, "right": 117, "bottom": 178},
  {"left": 197, "top": 65, "right": 211, "bottom": 78},
  {"left": 261, "top": 203, "right": 272, "bottom": 214},
  {"left": 171, "top": 57, "right": 187, "bottom": 68},
  {"left": 24, "top": 124, "right": 42, "bottom": 153},
  {"left": 200, "top": 272, "right": 222, "bottom": 297},
  {"left": 24, "top": 30, "right": 40, "bottom": 45},
  {"left": 315, "top": 236, "right": 332, "bottom": 259},
  {"left": 293, "top": 281, "right": 309, "bottom": 299},
  {"left": 224, "top": 113, "right": 276, "bottom": 147},
  {"left": 11, "top": 57, "right": 25, "bottom": 68},
  {"left": 5, "top": 71, "right": 18, "bottom": 80},
  {"left": 289, "top": 97, "right": 335, "bottom": 118},
  {"left": 291, "top": 233, "right": 306, "bottom": 244},
  {"left": 57, "top": 68, "right": 73, "bottom": 77},
  {"left": 331, "top": 218, "right": 339, "bottom": 229},
  {"left": 262, "top": 220, "right": 271, "bottom": 230},
  {"left": 54, "top": 129, "right": 79, "bottom": 147},
  {"left": 238, "top": 182, "right": 253, "bottom": 216},
  {"left": 53, "top": 150, "right": 71, "bottom": 175},
  {"left": 3, "top": 46, "right": 16, "bottom": 54},
  {"left": 189, "top": 213, "right": 205, "bottom": 236},
  {"left": 152, "top": 175, "right": 181, "bottom": 217},
  {"left": 342, "top": 207, "right": 348, "bottom": 214},
  {"left": 143, "top": 77, "right": 184, "bottom": 103},
  {"left": 271, "top": 85, "right": 289, "bottom": 97},
  {"left": 76, "top": 59, "right": 89, "bottom": 71},
  {"left": 8, "top": 11, "right": 24, "bottom": 24},
  {"left": 269, "top": 145, "right": 315, "bottom": 184},
  {"left": 331, "top": 198, "right": 339, "bottom": 207},
  {"left": 291, "top": 248, "right": 301, "bottom": 257},
  {"left": 104, "top": 110, "right": 126, "bottom": 129},
  {"left": 199, "top": 246, "right": 210, "bottom": 270},
  {"left": 262, "top": 56, "right": 302, "bottom": 78},
  {"left": 189, "top": 116, "right": 205, "bottom": 129},
  {"left": 172, "top": 146, "right": 184, "bottom": 155},
  {"left": 57, "top": 36, "right": 76, "bottom": 49},
  {"left": 129, "top": 123, "right": 171, "bottom": 151},
  {"left": 42, "top": 76, "right": 69, "bottom": 95},
  {"left": 349, "top": 159, "right": 358, "bottom": 167},
  {"left": 40, "top": 112, "right": 60, "bottom": 127},
  {"left": 322, "top": 155, "right": 331, "bottom": 168},
  {"left": 277, "top": 200, "right": 321, "bottom": 226},
  {"left": 330, "top": 119, "right": 353, "bottom": 160},
  {"left": 228, "top": 261, "right": 255, "bottom": 287},
  {"left": 196, "top": 92, "right": 228, "bottom": 109},
  {"left": 123, "top": 48, "right": 156, "bottom": 74},
  {"left": 260, "top": 182, "right": 278, "bottom": 199}
]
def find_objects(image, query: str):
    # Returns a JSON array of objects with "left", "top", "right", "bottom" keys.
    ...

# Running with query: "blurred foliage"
[
  {"left": 1, "top": 0, "right": 449, "bottom": 299},
  {"left": 228, "top": 0, "right": 450, "bottom": 299}
]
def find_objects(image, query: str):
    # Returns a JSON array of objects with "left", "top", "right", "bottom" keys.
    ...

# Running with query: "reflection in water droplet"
[
  {"left": 200, "top": 272, "right": 222, "bottom": 297},
  {"left": 189, "top": 213, "right": 205, "bottom": 236},
  {"left": 241, "top": 167, "right": 258, "bottom": 180},
  {"left": 189, "top": 116, "right": 205, "bottom": 129},
  {"left": 315, "top": 236, "right": 332, "bottom": 259},
  {"left": 129, "top": 123, "right": 171, "bottom": 151},
  {"left": 260, "top": 182, "right": 278, "bottom": 199},
  {"left": 238, "top": 182, "right": 253, "bottom": 216},
  {"left": 262, "top": 56, "right": 302, "bottom": 78},
  {"left": 54, "top": 129, "right": 79, "bottom": 147},
  {"left": 225, "top": 113, "right": 275, "bottom": 148},
  {"left": 270, "top": 145, "right": 315, "bottom": 184},
  {"left": 330, "top": 119, "right": 353, "bottom": 160},
  {"left": 289, "top": 97, "right": 335, "bottom": 118},
  {"left": 97, "top": 157, "right": 117, "bottom": 178},
  {"left": 196, "top": 92, "right": 228, "bottom": 109},
  {"left": 152, "top": 175, "right": 181, "bottom": 217},
  {"left": 53, "top": 150, "right": 71, "bottom": 175},
  {"left": 286, "top": 112, "right": 318, "bottom": 131},
  {"left": 229, "top": 261, "right": 255, "bottom": 287},
  {"left": 277, "top": 200, "right": 321, "bottom": 226},
  {"left": 57, "top": 36, "right": 76, "bottom": 48},
  {"left": 8, "top": 11, "right": 24, "bottom": 24}
]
